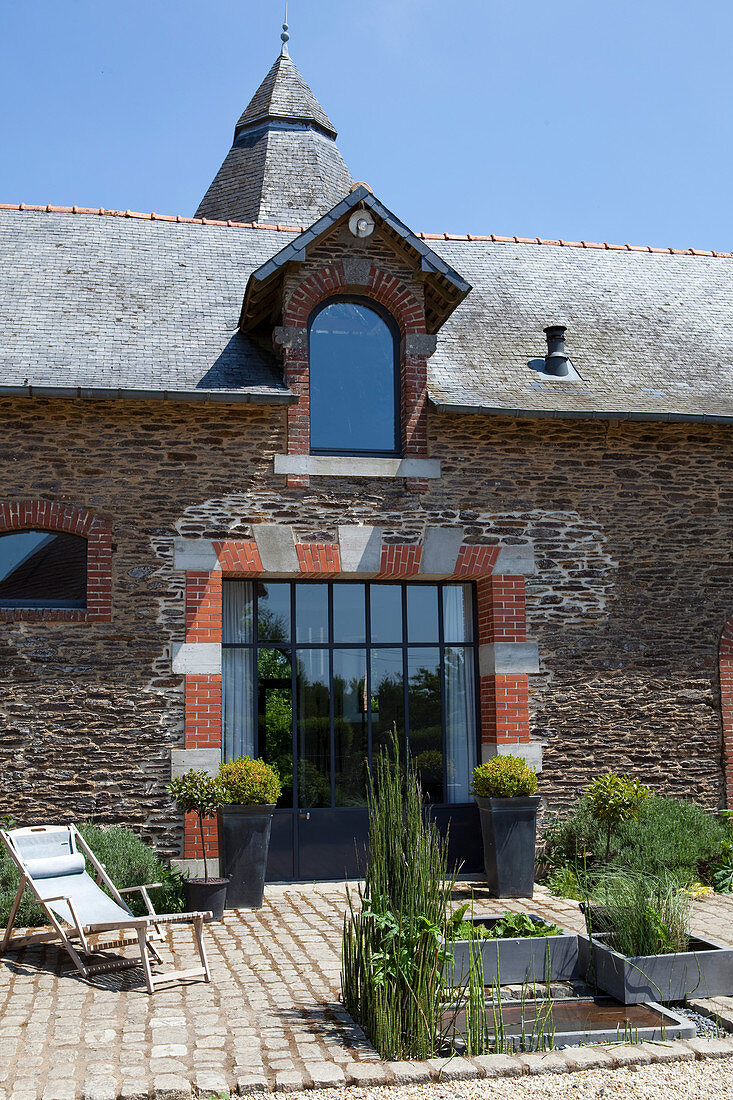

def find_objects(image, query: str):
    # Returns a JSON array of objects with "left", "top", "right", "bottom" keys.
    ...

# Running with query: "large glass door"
[{"left": 222, "top": 579, "right": 482, "bottom": 879}]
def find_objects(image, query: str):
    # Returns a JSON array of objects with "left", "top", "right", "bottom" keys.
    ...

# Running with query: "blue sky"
[{"left": 1, "top": 0, "right": 731, "bottom": 250}]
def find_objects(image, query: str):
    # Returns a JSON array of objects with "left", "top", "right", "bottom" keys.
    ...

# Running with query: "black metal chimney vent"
[{"left": 543, "top": 325, "right": 570, "bottom": 376}]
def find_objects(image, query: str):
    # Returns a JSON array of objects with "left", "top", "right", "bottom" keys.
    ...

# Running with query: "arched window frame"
[
  {"left": 0, "top": 502, "right": 112, "bottom": 623},
  {"left": 307, "top": 296, "right": 402, "bottom": 459}
]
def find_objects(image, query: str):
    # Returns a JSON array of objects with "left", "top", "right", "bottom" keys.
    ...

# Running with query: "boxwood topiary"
[
  {"left": 218, "top": 756, "right": 283, "bottom": 806},
  {"left": 471, "top": 755, "right": 538, "bottom": 799}
]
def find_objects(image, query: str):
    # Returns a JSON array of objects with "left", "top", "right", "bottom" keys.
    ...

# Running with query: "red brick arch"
[
  {"left": 0, "top": 500, "right": 112, "bottom": 622},
  {"left": 281, "top": 262, "right": 430, "bottom": 488},
  {"left": 720, "top": 617, "right": 733, "bottom": 804}
]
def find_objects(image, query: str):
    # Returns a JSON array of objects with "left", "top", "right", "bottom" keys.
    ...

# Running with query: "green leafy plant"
[
  {"left": 218, "top": 756, "right": 282, "bottom": 807},
  {"left": 168, "top": 769, "right": 227, "bottom": 882},
  {"left": 0, "top": 824, "right": 185, "bottom": 928},
  {"left": 584, "top": 774, "right": 651, "bottom": 862},
  {"left": 471, "top": 756, "right": 537, "bottom": 799},
  {"left": 447, "top": 907, "right": 562, "bottom": 941}
]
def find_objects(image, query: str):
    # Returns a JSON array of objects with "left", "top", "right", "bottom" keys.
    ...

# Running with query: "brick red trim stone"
[
  {"left": 296, "top": 543, "right": 341, "bottom": 574},
  {"left": 720, "top": 621, "right": 733, "bottom": 805},
  {"left": 281, "top": 260, "right": 429, "bottom": 489},
  {"left": 377, "top": 543, "right": 423, "bottom": 578},
  {"left": 477, "top": 577, "right": 531, "bottom": 749},
  {"left": 215, "top": 539, "right": 262, "bottom": 574},
  {"left": 0, "top": 500, "right": 112, "bottom": 622}
]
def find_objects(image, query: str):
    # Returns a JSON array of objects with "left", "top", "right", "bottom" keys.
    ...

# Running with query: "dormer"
[{"left": 239, "top": 185, "right": 472, "bottom": 489}]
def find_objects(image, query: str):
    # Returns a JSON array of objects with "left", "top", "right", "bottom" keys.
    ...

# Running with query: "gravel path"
[{"left": 275, "top": 1060, "right": 733, "bottom": 1100}]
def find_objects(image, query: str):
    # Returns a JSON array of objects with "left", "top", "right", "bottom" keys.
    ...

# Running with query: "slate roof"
[
  {"left": 195, "top": 52, "right": 352, "bottom": 227},
  {"left": 1, "top": 205, "right": 732, "bottom": 422}
]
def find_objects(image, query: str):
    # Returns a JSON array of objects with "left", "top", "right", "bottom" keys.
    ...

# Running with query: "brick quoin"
[
  {"left": 0, "top": 500, "right": 112, "bottom": 623},
  {"left": 476, "top": 575, "right": 531, "bottom": 749},
  {"left": 185, "top": 570, "right": 222, "bottom": 642},
  {"left": 720, "top": 619, "right": 733, "bottom": 805},
  {"left": 184, "top": 811, "right": 219, "bottom": 859},
  {"left": 281, "top": 259, "right": 429, "bottom": 489}
]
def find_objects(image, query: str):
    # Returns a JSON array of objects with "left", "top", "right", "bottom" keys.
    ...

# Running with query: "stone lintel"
[
  {"left": 337, "top": 525, "right": 383, "bottom": 574},
  {"left": 479, "top": 641, "right": 540, "bottom": 676},
  {"left": 253, "top": 523, "right": 299, "bottom": 573},
  {"left": 420, "top": 526, "right": 464, "bottom": 576},
  {"left": 172, "top": 857, "right": 221, "bottom": 879},
  {"left": 493, "top": 545, "right": 536, "bottom": 575},
  {"left": 171, "top": 748, "right": 221, "bottom": 778},
  {"left": 274, "top": 455, "right": 441, "bottom": 479},
  {"left": 482, "top": 741, "right": 543, "bottom": 772},
  {"left": 173, "top": 538, "right": 220, "bottom": 572},
  {"left": 171, "top": 642, "right": 222, "bottom": 675}
]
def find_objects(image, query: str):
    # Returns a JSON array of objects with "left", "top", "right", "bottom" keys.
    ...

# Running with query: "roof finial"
[{"left": 280, "top": 1, "right": 290, "bottom": 56}]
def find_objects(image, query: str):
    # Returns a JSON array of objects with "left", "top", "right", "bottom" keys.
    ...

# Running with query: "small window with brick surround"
[
  {"left": 0, "top": 531, "right": 87, "bottom": 609},
  {"left": 309, "top": 298, "right": 400, "bottom": 456}
]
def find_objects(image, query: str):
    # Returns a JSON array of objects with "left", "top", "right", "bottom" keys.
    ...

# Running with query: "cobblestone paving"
[{"left": 0, "top": 883, "right": 731, "bottom": 1100}]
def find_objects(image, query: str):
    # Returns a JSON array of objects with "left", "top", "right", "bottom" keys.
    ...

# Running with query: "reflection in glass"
[
  {"left": 309, "top": 300, "right": 398, "bottom": 455},
  {"left": 333, "top": 650, "right": 368, "bottom": 806},
  {"left": 333, "top": 584, "right": 366, "bottom": 643},
  {"left": 408, "top": 649, "right": 442, "bottom": 803},
  {"left": 444, "top": 647, "right": 477, "bottom": 803},
  {"left": 257, "top": 648, "right": 293, "bottom": 806},
  {"left": 257, "top": 583, "right": 290, "bottom": 643},
  {"left": 222, "top": 648, "right": 255, "bottom": 760},
  {"left": 371, "top": 649, "right": 404, "bottom": 755},
  {"left": 370, "top": 584, "right": 403, "bottom": 643},
  {"left": 297, "top": 649, "right": 331, "bottom": 808},
  {"left": 443, "top": 584, "right": 474, "bottom": 643},
  {"left": 406, "top": 586, "right": 438, "bottom": 642},
  {"left": 296, "top": 584, "right": 328, "bottom": 644},
  {"left": 0, "top": 531, "right": 86, "bottom": 608},
  {"left": 223, "top": 581, "right": 253, "bottom": 644}
]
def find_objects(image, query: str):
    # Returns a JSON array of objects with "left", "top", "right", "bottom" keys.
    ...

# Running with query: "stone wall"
[{"left": 0, "top": 397, "right": 729, "bottom": 857}]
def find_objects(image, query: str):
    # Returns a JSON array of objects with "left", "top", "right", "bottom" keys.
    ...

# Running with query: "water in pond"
[{"left": 444, "top": 996, "right": 694, "bottom": 1049}]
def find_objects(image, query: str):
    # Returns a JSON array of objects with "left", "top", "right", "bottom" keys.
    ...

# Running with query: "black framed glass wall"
[{"left": 222, "top": 581, "right": 479, "bottom": 809}]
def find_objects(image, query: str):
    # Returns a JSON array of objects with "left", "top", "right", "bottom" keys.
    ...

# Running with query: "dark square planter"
[
  {"left": 218, "top": 804, "right": 274, "bottom": 909},
  {"left": 579, "top": 932, "right": 733, "bottom": 1004},
  {"left": 444, "top": 915, "right": 579, "bottom": 986},
  {"left": 476, "top": 795, "right": 540, "bottom": 897}
]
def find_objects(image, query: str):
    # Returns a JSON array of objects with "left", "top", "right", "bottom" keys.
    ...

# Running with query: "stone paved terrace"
[{"left": 1, "top": 883, "right": 733, "bottom": 1100}]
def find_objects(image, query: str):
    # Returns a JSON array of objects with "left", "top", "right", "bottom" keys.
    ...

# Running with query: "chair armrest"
[
  {"left": 118, "top": 884, "right": 163, "bottom": 894},
  {"left": 42, "top": 894, "right": 71, "bottom": 904}
]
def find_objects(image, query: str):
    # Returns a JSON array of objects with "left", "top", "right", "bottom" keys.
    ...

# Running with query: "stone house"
[{"left": 1, "top": 44, "right": 732, "bottom": 879}]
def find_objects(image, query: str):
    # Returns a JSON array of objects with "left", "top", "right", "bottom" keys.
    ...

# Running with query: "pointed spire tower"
[{"left": 195, "top": 22, "right": 353, "bottom": 226}]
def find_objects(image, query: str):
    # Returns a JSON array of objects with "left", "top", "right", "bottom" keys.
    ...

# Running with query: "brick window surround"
[
  {"left": 280, "top": 261, "right": 430, "bottom": 490},
  {"left": 0, "top": 501, "right": 112, "bottom": 623},
  {"left": 719, "top": 618, "right": 733, "bottom": 805},
  {"left": 177, "top": 532, "right": 538, "bottom": 861}
]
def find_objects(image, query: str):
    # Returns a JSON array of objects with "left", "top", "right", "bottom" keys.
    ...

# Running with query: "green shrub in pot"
[
  {"left": 218, "top": 756, "right": 282, "bottom": 806},
  {"left": 471, "top": 755, "right": 538, "bottom": 800}
]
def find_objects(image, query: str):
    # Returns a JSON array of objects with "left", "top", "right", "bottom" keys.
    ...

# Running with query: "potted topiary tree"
[
  {"left": 472, "top": 755, "right": 540, "bottom": 898},
  {"left": 167, "top": 768, "right": 229, "bottom": 919},
  {"left": 217, "top": 756, "right": 282, "bottom": 909}
]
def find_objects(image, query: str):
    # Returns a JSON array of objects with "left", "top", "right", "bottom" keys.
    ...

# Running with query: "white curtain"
[
  {"left": 222, "top": 583, "right": 255, "bottom": 761},
  {"left": 443, "top": 585, "right": 476, "bottom": 803}
]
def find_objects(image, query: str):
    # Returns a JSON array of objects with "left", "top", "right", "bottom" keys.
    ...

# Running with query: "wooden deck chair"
[{"left": 1, "top": 824, "right": 212, "bottom": 993}]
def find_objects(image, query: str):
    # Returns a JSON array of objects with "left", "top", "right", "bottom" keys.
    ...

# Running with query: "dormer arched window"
[{"left": 308, "top": 298, "right": 400, "bottom": 457}]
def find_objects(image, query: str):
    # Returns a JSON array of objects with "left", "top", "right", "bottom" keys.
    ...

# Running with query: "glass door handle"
[{"left": 299, "top": 812, "right": 311, "bottom": 821}]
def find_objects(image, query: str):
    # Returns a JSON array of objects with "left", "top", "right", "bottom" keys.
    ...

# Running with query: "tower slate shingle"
[{"left": 195, "top": 51, "right": 353, "bottom": 226}]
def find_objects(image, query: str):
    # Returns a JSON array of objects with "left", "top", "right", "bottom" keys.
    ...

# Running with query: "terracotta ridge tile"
[{"left": 0, "top": 203, "right": 730, "bottom": 258}]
